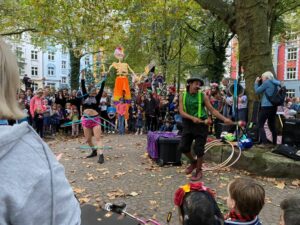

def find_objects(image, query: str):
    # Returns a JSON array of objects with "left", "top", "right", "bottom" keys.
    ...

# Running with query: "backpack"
[{"left": 266, "top": 84, "right": 286, "bottom": 106}]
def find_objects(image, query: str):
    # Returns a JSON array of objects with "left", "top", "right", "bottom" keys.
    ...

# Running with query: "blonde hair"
[
  {"left": 0, "top": 38, "right": 25, "bottom": 119},
  {"left": 261, "top": 71, "right": 274, "bottom": 80}
]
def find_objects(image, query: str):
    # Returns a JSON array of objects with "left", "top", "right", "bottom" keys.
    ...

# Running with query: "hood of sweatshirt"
[{"left": 0, "top": 122, "right": 31, "bottom": 160}]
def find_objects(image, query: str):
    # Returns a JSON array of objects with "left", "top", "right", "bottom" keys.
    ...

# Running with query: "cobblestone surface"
[{"left": 49, "top": 134, "right": 299, "bottom": 225}]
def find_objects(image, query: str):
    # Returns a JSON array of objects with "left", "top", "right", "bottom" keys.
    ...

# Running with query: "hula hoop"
[{"left": 203, "top": 140, "right": 242, "bottom": 171}]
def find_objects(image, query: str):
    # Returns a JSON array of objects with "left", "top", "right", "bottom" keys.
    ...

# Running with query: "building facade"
[
  {"left": 229, "top": 35, "right": 300, "bottom": 97},
  {"left": 5, "top": 34, "right": 71, "bottom": 91}
]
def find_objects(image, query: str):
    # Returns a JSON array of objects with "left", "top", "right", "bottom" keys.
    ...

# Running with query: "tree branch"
[
  {"left": 194, "top": 0, "right": 236, "bottom": 32},
  {"left": 0, "top": 28, "right": 38, "bottom": 36}
]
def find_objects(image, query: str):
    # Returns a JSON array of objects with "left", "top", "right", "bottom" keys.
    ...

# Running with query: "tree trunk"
[
  {"left": 69, "top": 49, "right": 81, "bottom": 90},
  {"left": 194, "top": 0, "right": 276, "bottom": 119},
  {"left": 235, "top": 0, "right": 274, "bottom": 118}
]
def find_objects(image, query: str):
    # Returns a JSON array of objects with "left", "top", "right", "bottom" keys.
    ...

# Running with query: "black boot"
[
  {"left": 98, "top": 154, "right": 104, "bottom": 164},
  {"left": 86, "top": 149, "right": 97, "bottom": 158}
]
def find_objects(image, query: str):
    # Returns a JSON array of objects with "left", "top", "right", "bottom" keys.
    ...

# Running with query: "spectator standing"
[
  {"left": 0, "top": 38, "right": 81, "bottom": 225},
  {"left": 116, "top": 98, "right": 127, "bottom": 135},
  {"left": 254, "top": 71, "right": 281, "bottom": 146}
]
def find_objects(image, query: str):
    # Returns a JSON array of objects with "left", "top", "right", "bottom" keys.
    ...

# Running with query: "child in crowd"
[
  {"left": 279, "top": 195, "right": 300, "bottom": 225},
  {"left": 135, "top": 106, "right": 144, "bottom": 135},
  {"left": 43, "top": 99, "right": 51, "bottom": 135},
  {"left": 64, "top": 102, "right": 72, "bottom": 134},
  {"left": 70, "top": 106, "right": 80, "bottom": 137},
  {"left": 116, "top": 98, "right": 127, "bottom": 135},
  {"left": 225, "top": 178, "right": 265, "bottom": 225},
  {"left": 174, "top": 182, "right": 224, "bottom": 225},
  {"left": 107, "top": 105, "right": 116, "bottom": 134},
  {"left": 50, "top": 103, "right": 60, "bottom": 135},
  {"left": 34, "top": 108, "right": 44, "bottom": 138}
]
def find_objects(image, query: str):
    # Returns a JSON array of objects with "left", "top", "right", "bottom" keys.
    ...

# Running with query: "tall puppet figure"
[{"left": 108, "top": 46, "right": 136, "bottom": 102}]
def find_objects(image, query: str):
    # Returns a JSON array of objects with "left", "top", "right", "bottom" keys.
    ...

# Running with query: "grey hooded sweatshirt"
[{"left": 0, "top": 122, "right": 81, "bottom": 225}]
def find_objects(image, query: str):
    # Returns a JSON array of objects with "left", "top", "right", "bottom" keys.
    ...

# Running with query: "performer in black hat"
[{"left": 178, "top": 77, "right": 233, "bottom": 181}]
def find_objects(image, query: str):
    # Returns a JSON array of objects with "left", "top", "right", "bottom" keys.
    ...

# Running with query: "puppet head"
[{"left": 114, "top": 46, "right": 125, "bottom": 60}]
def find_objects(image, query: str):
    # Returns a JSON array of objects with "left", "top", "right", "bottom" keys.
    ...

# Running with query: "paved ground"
[{"left": 48, "top": 134, "right": 299, "bottom": 225}]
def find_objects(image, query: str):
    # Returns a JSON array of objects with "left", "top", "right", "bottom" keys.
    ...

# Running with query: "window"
[
  {"left": 31, "top": 67, "right": 38, "bottom": 76},
  {"left": 286, "top": 68, "right": 297, "bottom": 80},
  {"left": 16, "top": 47, "right": 23, "bottom": 58},
  {"left": 62, "top": 77, "right": 67, "bottom": 84},
  {"left": 286, "top": 89, "right": 296, "bottom": 98},
  {"left": 85, "top": 56, "right": 90, "bottom": 66},
  {"left": 31, "top": 50, "right": 38, "bottom": 60},
  {"left": 62, "top": 60, "right": 66, "bottom": 69},
  {"left": 48, "top": 66, "right": 55, "bottom": 76},
  {"left": 32, "top": 83, "right": 38, "bottom": 92},
  {"left": 62, "top": 47, "right": 68, "bottom": 55},
  {"left": 287, "top": 48, "right": 297, "bottom": 60},
  {"left": 48, "top": 52, "right": 55, "bottom": 61}
]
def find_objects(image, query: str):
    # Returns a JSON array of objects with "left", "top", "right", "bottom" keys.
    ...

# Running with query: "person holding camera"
[{"left": 254, "top": 71, "right": 281, "bottom": 146}]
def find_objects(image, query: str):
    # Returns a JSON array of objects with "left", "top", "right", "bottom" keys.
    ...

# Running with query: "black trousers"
[{"left": 258, "top": 106, "right": 277, "bottom": 144}]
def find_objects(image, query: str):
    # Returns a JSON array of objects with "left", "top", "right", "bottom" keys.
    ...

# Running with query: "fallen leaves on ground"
[
  {"left": 73, "top": 187, "right": 85, "bottom": 194},
  {"left": 113, "top": 172, "right": 126, "bottom": 178},
  {"left": 275, "top": 181, "right": 285, "bottom": 190},
  {"left": 79, "top": 197, "right": 90, "bottom": 204}
]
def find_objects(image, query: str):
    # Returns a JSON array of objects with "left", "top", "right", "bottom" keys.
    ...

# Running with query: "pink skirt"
[{"left": 81, "top": 116, "right": 101, "bottom": 129}]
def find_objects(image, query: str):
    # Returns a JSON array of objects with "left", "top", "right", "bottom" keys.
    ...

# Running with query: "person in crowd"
[
  {"left": 57, "top": 104, "right": 65, "bottom": 132},
  {"left": 25, "top": 88, "right": 34, "bottom": 125},
  {"left": 144, "top": 92, "right": 157, "bottom": 132},
  {"left": 68, "top": 90, "right": 82, "bottom": 116},
  {"left": 224, "top": 178, "right": 265, "bottom": 225},
  {"left": 22, "top": 74, "right": 32, "bottom": 90},
  {"left": 81, "top": 71, "right": 105, "bottom": 163},
  {"left": 43, "top": 99, "right": 51, "bottom": 136},
  {"left": 128, "top": 101, "right": 137, "bottom": 134},
  {"left": 34, "top": 107, "right": 45, "bottom": 138},
  {"left": 174, "top": 182, "right": 224, "bottom": 225},
  {"left": 0, "top": 38, "right": 81, "bottom": 224},
  {"left": 254, "top": 71, "right": 281, "bottom": 146},
  {"left": 55, "top": 90, "right": 66, "bottom": 109},
  {"left": 135, "top": 106, "right": 144, "bottom": 135},
  {"left": 70, "top": 106, "right": 80, "bottom": 138},
  {"left": 64, "top": 102, "right": 72, "bottom": 135},
  {"left": 50, "top": 103, "right": 60, "bottom": 135},
  {"left": 116, "top": 98, "right": 127, "bottom": 135},
  {"left": 107, "top": 104, "right": 116, "bottom": 134},
  {"left": 178, "top": 77, "right": 233, "bottom": 181},
  {"left": 221, "top": 77, "right": 232, "bottom": 118},
  {"left": 30, "top": 88, "right": 45, "bottom": 120},
  {"left": 99, "top": 91, "right": 109, "bottom": 133},
  {"left": 279, "top": 195, "right": 300, "bottom": 225},
  {"left": 207, "top": 83, "right": 223, "bottom": 138},
  {"left": 43, "top": 86, "right": 53, "bottom": 106}
]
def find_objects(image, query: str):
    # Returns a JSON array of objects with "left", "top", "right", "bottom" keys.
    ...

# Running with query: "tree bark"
[{"left": 69, "top": 49, "right": 81, "bottom": 90}]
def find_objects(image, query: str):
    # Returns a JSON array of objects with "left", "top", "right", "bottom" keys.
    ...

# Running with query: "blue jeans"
[{"left": 118, "top": 115, "right": 125, "bottom": 135}]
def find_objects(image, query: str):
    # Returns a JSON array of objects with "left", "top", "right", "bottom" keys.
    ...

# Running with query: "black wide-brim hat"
[{"left": 187, "top": 77, "right": 204, "bottom": 86}]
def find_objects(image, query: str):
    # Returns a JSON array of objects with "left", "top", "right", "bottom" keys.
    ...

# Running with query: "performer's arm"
[
  {"left": 178, "top": 94, "right": 201, "bottom": 123},
  {"left": 204, "top": 95, "right": 233, "bottom": 124},
  {"left": 81, "top": 71, "right": 88, "bottom": 99},
  {"left": 96, "top": 80, "right": 106, "bottom": 102}
]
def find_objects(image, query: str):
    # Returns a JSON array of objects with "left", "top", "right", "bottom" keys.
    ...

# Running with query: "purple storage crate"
[{"left": 147, "top": 131, "right": 178, "bottom": 159}]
